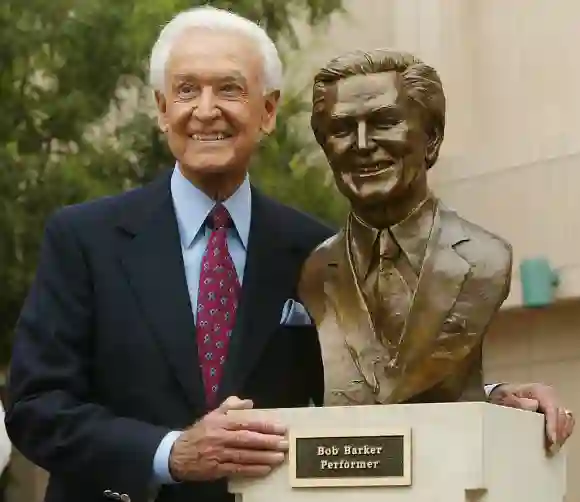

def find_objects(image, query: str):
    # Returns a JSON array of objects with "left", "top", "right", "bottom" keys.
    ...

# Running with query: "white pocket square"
[{"left": 280, "top": 299, "right": 313, "bottom": 326}]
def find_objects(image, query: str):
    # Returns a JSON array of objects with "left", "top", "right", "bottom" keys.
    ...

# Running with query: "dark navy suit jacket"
[{"left": 5, "top": 170, "right": 333, "bottom": 502}]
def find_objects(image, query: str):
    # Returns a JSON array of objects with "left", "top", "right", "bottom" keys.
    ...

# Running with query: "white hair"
[{"left": 149, "top": 6, "right": 283, "bottom": 94}]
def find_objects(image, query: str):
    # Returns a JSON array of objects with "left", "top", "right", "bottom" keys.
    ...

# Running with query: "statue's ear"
[{"left": 425, "top": 127, "right": 444, "bottom": 168}]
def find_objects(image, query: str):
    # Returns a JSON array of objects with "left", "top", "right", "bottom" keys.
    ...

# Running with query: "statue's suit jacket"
[{"left": 298, "top": 202, "right": 512, "bottom": 406}]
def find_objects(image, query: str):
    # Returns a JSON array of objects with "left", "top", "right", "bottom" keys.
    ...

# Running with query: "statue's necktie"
[
  {"left": 196, "top": 204, "right": 240, "bottom": 407},
  {"left": 371, "top": 230, "right": 410, "bottom": 352}
]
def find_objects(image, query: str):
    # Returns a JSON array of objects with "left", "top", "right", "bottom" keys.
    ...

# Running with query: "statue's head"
[{"left": 311, "top": 49, "right": 445, "bottom": 211}]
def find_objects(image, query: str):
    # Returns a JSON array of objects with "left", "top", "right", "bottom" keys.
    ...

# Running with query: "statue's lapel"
[
  {"left": 388, "top": 207, "right": 472, "bottom": 402},
  {"left": 324, "top": 224, "right": 391, "bottom": 397}
]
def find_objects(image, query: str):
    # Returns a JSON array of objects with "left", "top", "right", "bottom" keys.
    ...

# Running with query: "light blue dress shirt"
[{"left": 152, "top": 166, "right": 251, "bottom": 485}]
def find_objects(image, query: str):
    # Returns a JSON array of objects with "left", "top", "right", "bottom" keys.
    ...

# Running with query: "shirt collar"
[
  {"left": 349, "top": 195, "right": 437, "bottom": 278},
  {"left": 170, "top": 164, "right": 252, "bottom": 249}
]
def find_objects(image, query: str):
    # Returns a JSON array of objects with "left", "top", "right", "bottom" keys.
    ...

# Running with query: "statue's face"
[{"left": 322, "top": 71, "right": 430, "bottom": 209}]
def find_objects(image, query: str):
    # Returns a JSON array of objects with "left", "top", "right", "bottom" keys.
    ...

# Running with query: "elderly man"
[{"left": 4, "top": 6, "right": 574, "bottom": 502}]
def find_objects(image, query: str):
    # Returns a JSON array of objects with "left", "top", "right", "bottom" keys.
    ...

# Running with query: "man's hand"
[
  {"left": 489, "top": 383, "right": 575, "bottom": 449},
  {"left": 168, "top": 396, "right": 288, "bottom": 482}
]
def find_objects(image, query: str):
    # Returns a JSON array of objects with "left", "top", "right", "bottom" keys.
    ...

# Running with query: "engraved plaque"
[{"left": 288, "top": 428, "right": 411, "bottom": 488}]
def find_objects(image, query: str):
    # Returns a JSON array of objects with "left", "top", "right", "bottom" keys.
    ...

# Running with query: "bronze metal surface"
[{"left": 299, "top": 49, "right": 512, "bottom": 406}]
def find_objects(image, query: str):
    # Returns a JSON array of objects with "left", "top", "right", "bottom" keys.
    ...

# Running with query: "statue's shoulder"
[
  {"left": 302, "top": 231, "right": 343, "bottom": 273},
  {"left": 441, "top": 206, "right": 513, "bottom": 280},
  {"left": 298, "top": 231, "right": 344, "bottom": 303},
  {"left": 308, "top": 231, "right": 343, "bottom": 261}
]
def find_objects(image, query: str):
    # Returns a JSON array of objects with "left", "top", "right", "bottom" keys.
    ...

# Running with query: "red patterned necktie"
[{"left": 196, "top": 204, "right": 240, "bottom": 407}]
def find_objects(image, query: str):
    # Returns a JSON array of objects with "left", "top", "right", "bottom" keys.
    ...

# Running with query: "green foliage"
[
  {"left": 250, "top": 93, "right": 347, "bottom": 226},
  {"left": 0, "top": 0, "right": 347, "bottom": 362}
]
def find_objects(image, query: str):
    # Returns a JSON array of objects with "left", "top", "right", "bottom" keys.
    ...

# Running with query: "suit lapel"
[
  {"left": 216, "top": 190, "right": 301, "bottom": 402},
  {"left": 324, "top": 224, "right": 389, "bottom": 396},
  {"left": 116, "top": 172, "right": 204, "bottom": 409},
  {"left": 388, "top": 205, "right": 471, "bottom": 402}
]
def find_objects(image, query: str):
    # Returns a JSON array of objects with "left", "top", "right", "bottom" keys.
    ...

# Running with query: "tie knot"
[
  {"left": 208, "top": 204, "right": 232, "bottom": 230},
  {"left": 379, "top": 230, "right": 400, "bottom": 260}
]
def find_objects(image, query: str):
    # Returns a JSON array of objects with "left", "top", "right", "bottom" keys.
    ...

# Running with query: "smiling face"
[
  {"left": 155, "top": 28, "right": 279, "bottom": 188},
  {"left": 322, "top": 71, "right": 431, "bottom": 215}
]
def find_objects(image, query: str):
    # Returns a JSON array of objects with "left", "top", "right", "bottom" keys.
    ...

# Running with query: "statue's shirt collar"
[{"left": 349, "top": 196, "right": 437, "bottom": 279}]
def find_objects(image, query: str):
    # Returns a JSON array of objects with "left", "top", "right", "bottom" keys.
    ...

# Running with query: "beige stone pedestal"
[{"left": 229, "top": 403, "right": 566, "bottom": 502}]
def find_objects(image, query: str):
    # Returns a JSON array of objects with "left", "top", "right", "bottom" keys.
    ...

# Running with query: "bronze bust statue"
[{"left": 298, "top": 49, "right": 512, "bottom": 406}]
